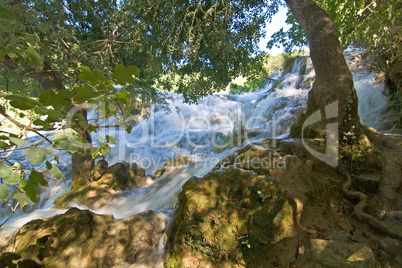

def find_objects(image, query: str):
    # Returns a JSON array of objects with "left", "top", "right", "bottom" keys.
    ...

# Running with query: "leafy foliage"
[
  {"left": 0, "top": 62, "right": 140, "bottom": 209},
  {"left": 0, "top": 3, "right": 144, "bottom": 212}
]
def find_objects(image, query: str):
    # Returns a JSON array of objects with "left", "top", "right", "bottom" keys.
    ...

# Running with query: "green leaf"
[
  {"left": 47, "top": 109, "right": 64, "bottom": 121},
  {"left": 45, "top": 161, "right": 65, "bottom": 182},
  {"left": 0, "top": 163, "right": 12, "bottom": 178},
  {"left": 72, "top": 86, "right": 98, "bottom": 104},
  {"left": 4, "top": 172, "right": 21, "bottom": 184},
  {"left": 0, "top": 184, "right": 9, "bottom": 200},
  {"left": 125, "top": 125, "right": 133, "bottom": 134},
  {"left": 77, "top": 66, "right": 106, "bottom": 85},
  {"left": 26, "top": 48, "right": 43, "bottom": 70},
  {"left": 71, "top": 113, "right": 88, "bottom": 130},
  {"left": 4, "top": 94, "right": 42, "bottom": 110},
  {"left": 20, "top": 179, "right": 40, "bottom": 203},
  {"left": 29, "top": 170, "right": 48, "bottom": 187},
  {"left": 39, "top": 89, "right": 56, "bottom": 106},
  {"left": 22, "top": 147, "right": 54, "bottom": 165},
  {"left": 53, "top": 90, "right": 74, "bottom": 110},
  {"left": 9, "top": 136, "right": 28, "bottom": 146},
  {"left": 12, "top": 188, "right": 30, "bottom": 209},
  {"left": 34, "top": 106, "right": 49, "bottom": 115},
  {"left": 90, "top": 147, "right": 102, "bottom": 160},
  {"left": 39, "top": 89, "right": 73, "bottom": 110},
  {"left": 105, "top": 135, "right": 118, "bottom": 145},
  {"left": 33, "top": 118, "right": 53, "bottom": 129},
  {"left": 111, "top": 65, "right": 140, "bottom": 85},
  {"left": 52, "top": 129, "right": 85, "bottom": 153},
  {"left": 0, "top": 141, "right": 9, "bottom": 149},
  {"left": 115, "top": 90, "right": 130, "bottom": 104}
]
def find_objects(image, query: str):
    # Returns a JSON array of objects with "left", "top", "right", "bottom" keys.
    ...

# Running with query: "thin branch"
[{"left": 0, "top": 202, "right": 20, "bottom": 229}]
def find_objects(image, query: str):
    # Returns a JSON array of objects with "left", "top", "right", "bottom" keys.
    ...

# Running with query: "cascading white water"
[{"left": 0, "top": 50, "right": 390, "bottom": 238}]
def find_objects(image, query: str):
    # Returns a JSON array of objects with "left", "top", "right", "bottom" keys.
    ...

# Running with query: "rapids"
[{"left": 0, "top": 50, "right": 390, "bottom": 239}]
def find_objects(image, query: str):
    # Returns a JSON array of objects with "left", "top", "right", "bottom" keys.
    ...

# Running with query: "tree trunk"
[
  {"left": 70, "top": 108, "right": 94, "bottom": 189},
  {"left": 3, "top": 57, "right": 94, "bottom": 186},
  {"left": 286, "top": 0, "right": 362, "bottom": 143},
  {"left": 38, "top": 63, "right": 94, "bottom": 187}
]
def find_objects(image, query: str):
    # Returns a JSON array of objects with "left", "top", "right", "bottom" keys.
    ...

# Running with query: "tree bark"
[{"left": 286, "top": 0, "right": 362, "bottom": 142}]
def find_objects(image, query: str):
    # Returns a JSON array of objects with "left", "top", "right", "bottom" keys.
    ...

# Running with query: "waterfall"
[{"left": 0, "top": 50, "right": 390, "bottom": 237}]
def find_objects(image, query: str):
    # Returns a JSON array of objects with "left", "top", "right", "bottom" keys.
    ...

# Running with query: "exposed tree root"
[{"left": 339, "top": 166, "right": 402, "bottom": 240}]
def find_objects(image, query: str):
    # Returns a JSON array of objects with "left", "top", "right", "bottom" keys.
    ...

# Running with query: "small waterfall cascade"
[
  {"left": 0, "top": 50, "right": 390, "bottom": 244},
  {"left": 345, "top": 50, "right": 389, "bottom": 129}
]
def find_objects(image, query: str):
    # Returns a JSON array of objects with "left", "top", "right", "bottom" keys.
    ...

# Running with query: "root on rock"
[{"left": 339, "top": 166, "right": 402, "bottom": 240}]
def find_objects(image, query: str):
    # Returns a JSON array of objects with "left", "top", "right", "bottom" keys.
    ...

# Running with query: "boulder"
[
  {"left": 97, "top": 162, "right": 147, "bottom": 190},
  {"left": 3, "top": 208, "right": 169, "bottom": 268},
  {"left": 299, "top": 239, "right": 377, "bottom": 268},
  {"left": 54, "top": 161, "right": 152, "bottom": 209},
  {"left": 213, "top": 144, "right": 284, "bottom": 175},
  {"left": 154, "top": 156, "right": 195, "bottom": 178},
  {"left": 166, "top": 166, "right": 297, "bottom": 267}
]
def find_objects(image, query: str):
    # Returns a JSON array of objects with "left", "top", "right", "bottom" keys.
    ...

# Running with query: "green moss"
[{"left": 166, "top": 167, "right": 296, "bottom": 267}]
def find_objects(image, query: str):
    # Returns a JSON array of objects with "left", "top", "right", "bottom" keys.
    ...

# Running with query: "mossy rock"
[
  {"left": 213, "top": 145, "right": 284, "bottom": 175},
  {"left": 0, "top": 253, "right": 22, "bottom": 268},
  {"left": 166, "top": 166, "right": 297, "bottom": 267},
  {"left": 97, "top": 162, "right": 146, "bottom": 189},
  {"left": 299, "top": 239, "right": 377, "bottom": 268},
  {"left": 7, "top": 208, "right": 168, "bottom": 267},
  {"left": 54, "top": 161, "right": 151, "bottom": 209}
]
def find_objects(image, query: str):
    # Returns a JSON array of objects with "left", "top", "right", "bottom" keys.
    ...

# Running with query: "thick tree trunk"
[{"left": 286, "top": 0, "right": 362, "bottom": 143}]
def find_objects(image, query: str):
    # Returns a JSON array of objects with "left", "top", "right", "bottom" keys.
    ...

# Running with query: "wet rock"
[
  {"left": 299, "top": 239, "right": 377, "bottom": 268},
  {"left": 54, "top": 162, "right": 152, "bottom": 209},
  {"left": 213, "top": 144, "right": 284, "bottom": 175},
  {"left": 3, "top": 208, "right": 169, "bottom": 268},
  {"left": 166, "top": 166, "right": 297, "bottom": 267},
  {"left": 155, "top": 156, "right": 196, "bottom": 178},
  {"left": 98, "top": 162, "right": 147, "bottom": 190}
]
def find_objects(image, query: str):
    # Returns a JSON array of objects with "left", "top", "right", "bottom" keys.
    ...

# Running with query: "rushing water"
[{"left": 0, "top": 50, "right": 390, "bottom": 239}]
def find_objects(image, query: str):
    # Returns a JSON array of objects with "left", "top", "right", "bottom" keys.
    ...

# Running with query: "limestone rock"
[
  {"left": 213, "top": 144, "right": 284, "bottom": 174},
  {"left": 54, "top": 162, "right": 151, "bottom": 209},
  {"left": 299, "top": 239, "right": 377, "bottom": 268},
  {"left": 154, "top": 156, "right": 195, "bottom": 178},
  {"left": 3, "top": 208, "right": 169, "bottom": 268},
  {"left": 166, "top": 166, "right": 297, "bottom": 267},
  {"left": 98, "top": 162, "right": 147, "bottom": 190}
]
